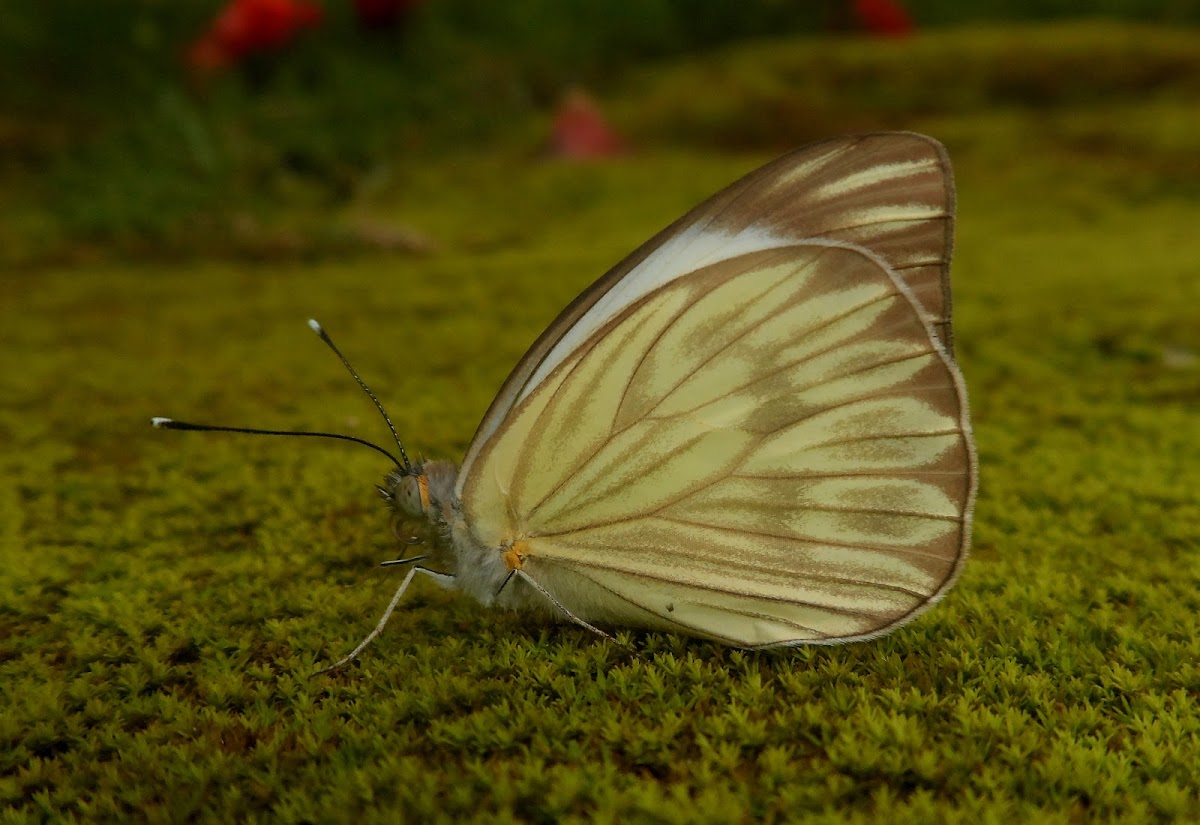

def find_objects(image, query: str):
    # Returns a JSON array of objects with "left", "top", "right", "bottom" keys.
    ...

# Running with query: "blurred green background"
[
  {"left": 3, "top": 0, "right": 1200, "bottom": 264},
  {"left": 3, "top": 3, "right": 1200, "bottom": 823}
]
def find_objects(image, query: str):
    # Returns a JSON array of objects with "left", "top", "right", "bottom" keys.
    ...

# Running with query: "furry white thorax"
[{"left": 386, "top": 459, "right": 532, "bottom": 612}]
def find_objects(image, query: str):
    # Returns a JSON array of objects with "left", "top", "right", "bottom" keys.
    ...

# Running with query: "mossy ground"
[{"left": 3, "top": 22, "right": 1200, "bottom": 825}]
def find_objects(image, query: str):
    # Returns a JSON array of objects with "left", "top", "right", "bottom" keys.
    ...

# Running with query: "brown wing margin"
[{"left": 458, "top": 132, "right": 956, "bottom": 484}]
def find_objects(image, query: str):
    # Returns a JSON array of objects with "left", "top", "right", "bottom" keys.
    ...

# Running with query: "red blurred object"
[
  {"left": 353, "top": 0, "right": 423, "bottom": 30},
  {"left": 549, "top": 90, "right": 626, "bottom": 160},
  {"left": 188, "top": 0, "right": 323, "bottom": 73},
  {"left": 853, "top": 0, "right": 914, "bottom": 37}
]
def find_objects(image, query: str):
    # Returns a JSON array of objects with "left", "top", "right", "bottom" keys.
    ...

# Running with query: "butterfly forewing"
[
  {"left": 460, "top": 242, "right": 974, "bottom": 646},
  {"left": 457, "top": 132, "right": 955, "bottom": 493}
]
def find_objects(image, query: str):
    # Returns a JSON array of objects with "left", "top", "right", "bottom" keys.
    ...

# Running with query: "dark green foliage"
[{"left": 4, "top": 20, "right": 1200, "bottom": 825}]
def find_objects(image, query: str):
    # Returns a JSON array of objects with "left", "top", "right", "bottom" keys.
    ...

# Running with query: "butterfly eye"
[{"left": 394, "top": 474, "right": 429, "bottom": 517}]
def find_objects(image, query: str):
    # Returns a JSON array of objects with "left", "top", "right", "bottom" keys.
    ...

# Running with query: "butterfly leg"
[
  {"left": 513, "top": 569, "right": 615, "bottom": 643},
  {"left": 315, "top": 565, "right": 455, "bottom": 674},
  {"left": 380, "top": 554, "right": 427, "bottom": 567}
]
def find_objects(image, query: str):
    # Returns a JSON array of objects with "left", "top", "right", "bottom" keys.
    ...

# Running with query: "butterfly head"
[
  {"left": 383, "top": 465, "right": 430, "bottom": 518},
  {"left": 382, "top": 459, "right": 459, "bottom": 524}
]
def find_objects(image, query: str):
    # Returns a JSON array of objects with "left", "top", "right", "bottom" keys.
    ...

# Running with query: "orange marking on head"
[
  {"left": 417, "top": 474, "right": 430, "bottom": 511},
  {"left": 502, "top": 540, "right": 529, "bottom": 571}
]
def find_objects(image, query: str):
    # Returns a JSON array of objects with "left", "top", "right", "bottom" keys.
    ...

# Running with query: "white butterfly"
[{"left": 157, "top": 132, "right": 977, "bottom": 669}]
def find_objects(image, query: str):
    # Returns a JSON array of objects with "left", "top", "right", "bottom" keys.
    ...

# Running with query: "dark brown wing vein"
[
  {"left": 650, "top": 516, "right": 960, "bottom": 563},
  {"left": 609, "top": 250, "right": 820, "bottom": 432},
  {"left": 534, "top": 557, "right": 833, "bottom": 640}
]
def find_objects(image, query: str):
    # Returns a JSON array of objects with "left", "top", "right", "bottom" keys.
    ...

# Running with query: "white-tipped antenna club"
[
  {"left": 151, "top": 417, "right": 172, "bottom": 428},
  {"left": 307, "top": 318, "right": 413, "bottom": 473}
]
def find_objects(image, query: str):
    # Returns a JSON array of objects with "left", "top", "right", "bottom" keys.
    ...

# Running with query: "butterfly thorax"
[{"left": 383, "top": 460, "right": 518, "bottom": 607}]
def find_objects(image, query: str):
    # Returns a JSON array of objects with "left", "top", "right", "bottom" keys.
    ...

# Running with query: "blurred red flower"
[
  {"left": 549, "top": 89, "right": 626, "bottom": 160},
  {"left": 188, "top": 0, "right": 323, "bottom": 73},
  {"left": 853, "top": 0, "right": 914, "bottom": 37}
]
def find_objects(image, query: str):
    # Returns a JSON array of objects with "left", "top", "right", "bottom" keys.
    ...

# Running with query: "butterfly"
[{"left": 156, "top": 131, "right": 977, "bottom": 669}]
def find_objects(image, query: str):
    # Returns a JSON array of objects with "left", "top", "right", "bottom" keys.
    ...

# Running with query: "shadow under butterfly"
[{"left": 156, "top": 132, "right": 977, "bottom": 671}]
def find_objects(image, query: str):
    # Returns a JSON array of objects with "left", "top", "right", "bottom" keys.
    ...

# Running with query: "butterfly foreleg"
[{"left": 315, "top": 565, "right": 455, "bottom": 674}]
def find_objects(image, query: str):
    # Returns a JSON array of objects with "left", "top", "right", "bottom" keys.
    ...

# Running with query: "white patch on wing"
[
  {"left": 808, "top": 158, "right": 938, "bottom": 200},
  {"left": 518, "top": 225, "right": 792, "bottom": 403},
  {"left": 770, "top": 144, "right": 847, "bottom": 187},
  {"left": 838, "top": 203, "right": 944, "bottom": 227}
]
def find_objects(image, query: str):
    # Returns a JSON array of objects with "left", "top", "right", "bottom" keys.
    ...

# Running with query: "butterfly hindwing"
[{"left": 459, "top": 242, "right": 974, "bottom": 646}]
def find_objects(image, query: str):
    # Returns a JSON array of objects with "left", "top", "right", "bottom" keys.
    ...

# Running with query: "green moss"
[{"left": 4, "top": 23, "right": 1200, "bottom": 824}]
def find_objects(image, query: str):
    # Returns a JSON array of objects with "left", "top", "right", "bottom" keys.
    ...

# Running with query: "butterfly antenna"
[
  {"left": 151, "top": 418, "right": 404, "bottom": 468},
  {"left": 307, "top": 319, "right": 413, "bottom": 473}
]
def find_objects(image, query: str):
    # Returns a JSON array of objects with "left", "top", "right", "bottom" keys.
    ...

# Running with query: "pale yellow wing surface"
[
  {"left": 457, "top": 133, "right": 954, "bottom": 492},
  {"left": 460, "top": 243, "right": 975, "bottom": 647}
]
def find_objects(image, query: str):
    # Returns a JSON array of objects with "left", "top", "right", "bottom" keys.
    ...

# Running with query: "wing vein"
[
  {"left": 610, "top": 252, "right": 800, "bottom": 434},
  {"left": 633, "top": 247, "right": 843, "bottom": 421},
  {"left": 649, "top": 354, "right": 947, "bottom": 434},
  {"left": 525, "top": 247, "right": 849, "bottom": 518},
  {"left": 789, "top": 428, "right": 963, "bottom": 449},
  {"left": 652, "top": 515, "right": 959, "bottom": 562},
  {"left": 643, "top": 273, "right": 897, "bottom": 422},
  {"left": 535, "top": 559, "right": 835, "bottom": 639},
  {"left": 734, "top": 469, "right": 967, "bottom": 479},
  {"left": 551, "top": 556, "right": 884, "bottom": 617}
]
